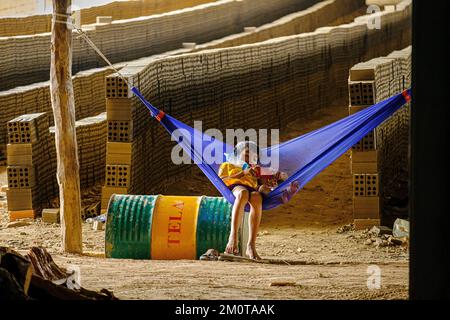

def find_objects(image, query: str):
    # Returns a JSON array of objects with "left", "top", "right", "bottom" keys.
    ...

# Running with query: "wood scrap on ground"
[
  {"left": 218, "top": 253, "right": 311, "bottom": 265},
  {"left": 218, "top": 253, "right": 356, "bottom": 266},
  {"left": 269, "top": 282, "right": 298, "bottom": 287},
  {"left": 0, "top": 246, "right": 118, "bottom": 300}
]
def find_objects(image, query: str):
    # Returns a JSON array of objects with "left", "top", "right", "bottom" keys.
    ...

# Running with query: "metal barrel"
[
  {"left": 105, "top": 194, "right": 156, "bottom": 259},
  {"left": 105, "top": 195, "right": 249, "bottom": 259},
  {"left": 196, "top": 196, "right": 233, "bottom": 258}
]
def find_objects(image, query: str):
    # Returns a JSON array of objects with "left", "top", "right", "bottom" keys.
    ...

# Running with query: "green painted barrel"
[
  {"left": 105, "top": 195, "right": 249, "bottom": 260},
  {"left": 196, "top": 196, "right": 233, "bottom": 258},
  {"left": 105, "top": 195, "right": 157, "bottom": 259}
]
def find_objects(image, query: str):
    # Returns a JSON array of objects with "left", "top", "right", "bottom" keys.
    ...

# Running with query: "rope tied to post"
[{"left": 53, "top": 15, "right": 132, "bottom": 88}]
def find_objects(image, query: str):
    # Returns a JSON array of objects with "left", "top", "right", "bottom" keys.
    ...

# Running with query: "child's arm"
[
  {"left": 221, "top": 171, "right": 244, "bottom": 181},
  {"left": 219, "top": 163, "right": 255, "bottom": 182}
]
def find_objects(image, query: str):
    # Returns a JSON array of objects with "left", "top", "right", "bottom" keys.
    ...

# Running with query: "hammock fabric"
[{"left": 132, "top": 87, "right": 411, "bottom": 210}]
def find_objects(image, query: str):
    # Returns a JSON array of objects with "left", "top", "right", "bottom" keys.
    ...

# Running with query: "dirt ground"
[{"left": 0, "top": 102, "right": 409, "bottom": 300}]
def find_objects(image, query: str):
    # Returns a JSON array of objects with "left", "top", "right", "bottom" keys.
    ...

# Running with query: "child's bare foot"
[
  {"left": 281, "top": 181, "right": 300, "bottom": 203},
  {"left": 225, "top": 237, "right": 239, "bottom": 255},
  {"left": 245, "top": 244, "right": 261, "bottom": 260}
]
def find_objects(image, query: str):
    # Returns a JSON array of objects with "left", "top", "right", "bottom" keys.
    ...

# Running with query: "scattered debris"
[
  {"left": 269, "top": 281, "right": 297, "bottom": 287},
  {"left": 50, "top": 185, "right": 102, "bottom": 220},
  {"left": 199, "top": 249, "right": 220, "bottom": 261},
  {"left": 82, "top": 201, "right": 101, "bottom": 220},
  {"left": 360, "top": 226, "right": 409, "bottom": 249},
  {"left": 317, "top": 273, "right": 330, "bottom": 279},
  {"left": 92, "top": 221, "right": 104, "bottom": 231},
  {"left": 0, "top": 246, "right": 118, "bottom": 300},
  {"left": 373, "top": 238, "right": 386, "bottom": 248},
  {"left": 393, "top": 218, "right": 409, "bottom": 238},
  {"left": 337, "top": 224, "right": 354, "bottom": 234},
  {"left": 296, "top": 248, "right": 304, "bottom": 253},
  {"left": 389, "top": 237, "right": 408, "bottom": 246},
  {"left": 314, "top": 185, "right": 324, "bottom": 192},
  {"left": 86, "top": 213, "right": 106, "bottom": 224},
  {"left": 369, "top": 226, "right": 392, "bottom": 237}
]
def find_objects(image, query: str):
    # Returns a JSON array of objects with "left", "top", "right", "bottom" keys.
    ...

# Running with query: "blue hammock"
[{"left": 132, "top": 87, "right": 411, "bottom": 210}]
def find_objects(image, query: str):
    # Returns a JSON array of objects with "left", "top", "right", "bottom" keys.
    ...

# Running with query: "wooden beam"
[{"left": 50, "top": 0, "right": 82, "bottom": 253}]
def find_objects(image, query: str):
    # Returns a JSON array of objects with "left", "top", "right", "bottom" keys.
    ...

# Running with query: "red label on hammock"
[
  {"left": 156, "top": 111, "right": 166, "bottom": 122},
  {"left": 402, "top": 90, "right": 411, "bottom": 102}
]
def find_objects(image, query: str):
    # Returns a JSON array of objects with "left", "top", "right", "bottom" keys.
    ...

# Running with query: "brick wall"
[
  {"left": 100, "top": 1, "right": 412, "bottom": 204},
  {"left": 349, "top": 46, "right": 411, "bottom": 228},
  {"left": 0, "top": 0, "right": 319, "bottom": 91}
]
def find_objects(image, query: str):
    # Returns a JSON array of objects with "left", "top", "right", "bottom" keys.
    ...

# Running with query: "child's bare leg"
[
  {"left": 246, "top": 191, "right": 263, "bottom": 260},
  {"left": 226, "top": 186, "right": 249, "bottom": 255}
]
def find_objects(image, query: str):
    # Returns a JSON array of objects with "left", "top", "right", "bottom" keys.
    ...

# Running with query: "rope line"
[
  {"left": 52, "top": 15, "right": 131, "bottom": 87},
  {"left": 73, "top": 25, "right": 131, "bottom": 87}
]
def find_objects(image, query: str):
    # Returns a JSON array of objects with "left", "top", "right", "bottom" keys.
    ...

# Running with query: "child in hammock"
[{"left": 218, "top": 141, "right": 293, "bottom": 260}]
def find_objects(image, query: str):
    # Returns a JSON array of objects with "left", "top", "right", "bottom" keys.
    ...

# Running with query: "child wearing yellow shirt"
[{"left": 218, "top": 141, "right": 279, "bottom": 260}]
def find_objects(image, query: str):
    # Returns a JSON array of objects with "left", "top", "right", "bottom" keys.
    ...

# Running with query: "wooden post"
[{"left": 50, "top": 0, "right": 82, "bottom": 253}]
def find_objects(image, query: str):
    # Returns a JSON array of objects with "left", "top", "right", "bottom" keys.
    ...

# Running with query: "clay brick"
[
  {"left": 101, "top": 186, "right": 128, "bottom": 209},
  {"left": 5, "top": 188, "right": 33, "bottom": 211},
  {"left": 42, "top": 208, "right": 60, "bottom": 223},
  {"left": 353, "top": 197, "right": 380, "bottom": 219},
  {"left": 351, "top": 161, "right": 379, "bottom": 174},
  {"left": 353, "top": 174, "right": 366, "bottom": 197},
  {"left": 9, "top": 210, "right": 35, "bottom": 222},
  {"left": 353, "top": 218, "right": 380, "bottom": 230},
  {"left": 6, "top": 143, "right": 32, "bottom": 166},
  {"left": 7, "top": 166, "right": 35, "bottom": 189},
  {"left": 365, "top": 174, "right": 379, "bottom": 197},
  {"left": 351, "top": 151, "right": 379, "bottom": 163}
]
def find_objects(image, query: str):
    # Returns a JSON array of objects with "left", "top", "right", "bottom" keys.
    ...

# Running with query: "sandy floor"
[{"left": 0, "top": 102, "right": 409, "bottom": 300}]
